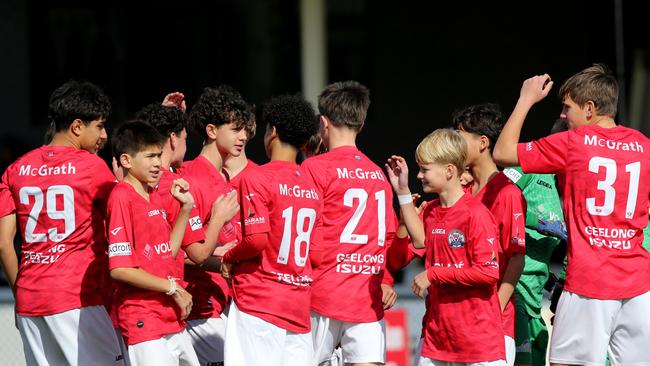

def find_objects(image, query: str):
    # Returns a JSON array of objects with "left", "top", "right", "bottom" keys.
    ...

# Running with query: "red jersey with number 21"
[
  {"left": 232, "top": 161, "right": 321, "bottom": 333},
  {"left": 518, "top": 125, "right": 650, "bottom": 299}
]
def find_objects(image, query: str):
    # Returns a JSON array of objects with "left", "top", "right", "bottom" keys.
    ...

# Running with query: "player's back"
[
  {"left": 302, "top": 145, "right": 395, "bottom": 323},
  {"left": 2, "top": 145, "right": 116, "bottom": 316},
  {"left": 521, "top": 124, "right": 650, "bottom": 299}
]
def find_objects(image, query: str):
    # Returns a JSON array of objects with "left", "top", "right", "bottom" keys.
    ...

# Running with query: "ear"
[
  {"left": 119, "top": 153, "right": 132, "bottom": 169},
  {"left": 446, "top": 164, "right": 456, "bottom": 180},
  {"left": 206, "top": 123, "right": 218, "bottom": 140},
  {"left": 319, "top": 115, "right": 330, "bottom": 131},
  {"left": 584, "top": 100, "right": 596, "bottom": 119},
  {"left": 479, "top": 135, "right": 490, "bottom": 152},
  {"left": 169, "top": 132, "right": 177, "bottom": 150},
  {"left": 70, "top": 119, "right": 85, "bottom": 136}
]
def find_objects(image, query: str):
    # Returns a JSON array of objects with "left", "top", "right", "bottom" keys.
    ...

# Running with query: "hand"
[
  {"left": 171, "top": 178, "right": 194, "bottom": 207},
  {"left": 213, "top": 240, "right": 236, "bottom": 257},
  {"left": 112, "top": 157, "right": 124, "bottom": 181},
  {"left": 162, "top": 92, "right": 187, "bottom": 113},
  {"left": 520, "top": 74, "right": 553, "bottom": 106},
  {"left": 411, "top": 193, "right": 429, "bottom": 215},
  {"left": 172, "top": 287, "right": 193, "bottom": 320},
  {"left": 221, "top": 261, "right": 233, "bottom": 279},
  {"left": 385, "top": 155, "right": 410, "bottom": 195},
  {"left": 381, "top": 284, "right": 398, "bottom": 310},
  {"left": 411, "top": 270, "right": 431, "bottom": 299},
  {"left": 211, "top": 190, "right": 240, "bottom": 224}
]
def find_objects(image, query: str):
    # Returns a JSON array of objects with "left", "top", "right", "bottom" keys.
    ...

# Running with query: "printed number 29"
[
  {"left": 277, "top": 207, "right": 316, "bottom": 267},
  {"left": 19, "top": 185, "right": 76, "bottom": 243},
  {"left": 586, "top": 157, "right": 640, "bottom": 219}
]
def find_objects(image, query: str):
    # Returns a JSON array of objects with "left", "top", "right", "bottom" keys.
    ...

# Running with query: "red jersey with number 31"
[
  {"left": 232, "top": 161, "right": 321, "bottom": 333},
  {"left": 302, "top": 146, "right": 396, "bottom": 323},
  {"left": 1, "top": 146, "right": 116, "bottom": 316},
  {"left": 518, "top": 125, "right": 650, "bottom": 299}
]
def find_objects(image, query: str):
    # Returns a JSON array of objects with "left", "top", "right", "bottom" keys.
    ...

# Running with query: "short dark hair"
[
  {"left": 188, "top": 85, "right": 254, "bottom": 139},
  {"left": 112, "top": 120, "right": 166, "bottom": 166},
  {"left": 451, "top": 103, "right": 504, "bottom": 153},
  {"left": 318, "top": 81, "right": 370, "bottom": 131},
  {"left": 558, "top": 63, "right": 618, "bottom": 118},
  {"left": 48, "top": 80, "right": 111, "bottom": 132},
  {"left": 135, "top": 103, "right": 186, "bottom": 137},
  {"left": 262, "top": 94, "right": 319, "bottom": 149}
]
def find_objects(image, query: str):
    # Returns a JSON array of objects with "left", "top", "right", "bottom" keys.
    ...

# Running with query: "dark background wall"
[{"left": 1, "top": 0, "right": 648, "bottom": 174}]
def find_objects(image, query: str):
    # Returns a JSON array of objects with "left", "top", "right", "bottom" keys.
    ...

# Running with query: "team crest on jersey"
[
  {"left": 143, "top": 244, "right": 152, "bottom": 260},
  {"left": 447, "top": 229, "right": 465, "bottom": 248}
]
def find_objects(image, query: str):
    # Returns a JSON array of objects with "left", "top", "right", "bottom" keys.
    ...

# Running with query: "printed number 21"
[{"left": 586, "top": 157, "right": 640, "bottom": 219}]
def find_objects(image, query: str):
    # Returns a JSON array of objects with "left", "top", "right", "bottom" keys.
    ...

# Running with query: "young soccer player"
[
  {"left": 221, "top": 93, "right": 321, "bottom": 365},
  {"left": 0, "top": 80, "right": 124, "bottom": 365},
  {"left": 108, "top": 120, "right": 199, "bottom": 366},
  {"left": 301, "top": 81, "right": 397, "bottom": 366},
  {"left": 182, "top": 85, "right": 255, "bottom": 365},
  {"left": 493, "top": 64, "right": 650, "bottom": 365},
  {"left": 386, "top": 129, "right": 505, "bottom": 365},
  {"left": 452, "top": 103, "right": 527, "bottom": 365}
]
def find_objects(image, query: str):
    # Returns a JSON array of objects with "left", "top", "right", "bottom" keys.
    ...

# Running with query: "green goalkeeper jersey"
[{"left": 504, "top": 167, "right": 566, "bottom": 317}]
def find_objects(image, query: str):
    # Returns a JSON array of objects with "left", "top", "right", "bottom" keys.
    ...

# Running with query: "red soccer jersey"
[
  {"left": 0, "top": 184, "right": 15, "bottom": 218},
  {"left": 1, "top": 146, "right": 116, "bottom": 316},
  {"left": 302, "top": 146, "right": 397, "bottom": 323},
  {"left": 518, "top": 125, "right": 650, "bottom": 299},
  {"left": 224, "top": 160, "right": 258, "bottom": 190},
  {"left": 181, "top": 155, "right": 236, "bottom": 320},
  {"left": 155, "top": 170, "right": 206, "bottom": 279},
  {"left": 420, "top": 193, "right": 505, "bottom": 362},
  {"left": 472, "top": 172, "right": 526, "bottom": 338},
  {"left": 107, "top": 182, "right": 184, "bottom": 345},
  {"left": 230, "top": 160, "right": 320, "bottom": 333}
]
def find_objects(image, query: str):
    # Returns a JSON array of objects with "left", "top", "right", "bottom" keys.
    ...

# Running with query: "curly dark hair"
[
  {"left": 262, "top": 94, "right": 319, "bottom": 149},
  {"left": 112, "top": 120, "right": 166, "bottom": 166},
  {"left": 48, "top": 80, "right": 111, "bottom": 132},
  {"left": 135, "top": 103, "right": 187, "bottom": 137},
  {"left": 188, "top": 85, "right": 254, "bottom": 140},
  {"left": 451, "top": 103, "right": 504, "bottom": 153}
]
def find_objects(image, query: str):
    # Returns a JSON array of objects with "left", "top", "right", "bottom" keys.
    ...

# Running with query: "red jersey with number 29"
[
  {"left": 1, "top": 146, "right": 116, "bottom": 316},
  {"left": 302, "top": 146, "right": 396, "bottom": 323},
  {"left": 518, "top": 125, "right": 650, "bottom": 299},
  {"left": 232, "top": 161, "right": 321, "bottom": 333}
]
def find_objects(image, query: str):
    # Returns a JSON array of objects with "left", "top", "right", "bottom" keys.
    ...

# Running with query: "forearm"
[
  {"left": 110, "top": 267, "right": 172, "bottom": 293},
  {"left": 498, "top": 253, "right": 525, "bottom": 311},
  {"left": 494, "top": 99, "right": 533, "bottom": 166},
  {"left": 400, "top": 204, "right": 425, "bottom": 248},
  {"left": 185, "top": 218, "right": 225, "bottom": 264},
  {"left": 184, "top": 256, "right": 222, "bottom": 273},
  {"left": 427, "top": 266, "right": 498, "bottom": 287},
  {"left": 0, "top": 214, "right": 18, "bottom": 292},
  {"left": 223, "top": 233, "right": 268, "bottom": 263},
  {"left": 169, "top": 205, "right": 193, "bottom": 257}
]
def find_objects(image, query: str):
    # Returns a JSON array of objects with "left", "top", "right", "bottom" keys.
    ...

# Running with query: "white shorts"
[
  {"left": 311, "top": 311, "right": 385, "bottom": 365},
  {"left": 128, "top": 329, "right": 199, "bottom": 366},
  {"left": 550, "top": 290, "right": 650, "bottom": 365},
  {"left": 504, "top": 336, "right": 515, "bottom": 366},
  {"left": 17, "top": 305, "right": 125, "bottom": 366},
  {"left": 186, "top": 315, "right": 227, "bottom": 366},
  {"left": 225, "top": 302, "right": 312, "bottom": 366},
  {"left": 418, "top": 358, "right": 507, "bottom": 366}
]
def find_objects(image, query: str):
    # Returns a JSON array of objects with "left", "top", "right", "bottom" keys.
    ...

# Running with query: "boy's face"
[
  {"left": 560, "top": 96, "right": 588, "bottom": 130},
  {"left": 170, "top": 128, "right": 188, "bottom": 169},
  {"left": 123, "top": 146, "right": 163, "bottom": 184},
  {"left": 417, "top": 162, "right": 450, "bottom": 193},
  {"left": 215, "top": 122, "right": 248, "bottom": 158},
  {"left": 457, "top": 129, "right": 483, "bottom": 166},
  {"left": 78, "top": 118, "right": 108, "bottom": 154}
]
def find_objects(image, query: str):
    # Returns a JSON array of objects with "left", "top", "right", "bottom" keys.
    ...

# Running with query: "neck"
[
  {"left": 199, "top": 142, "right": 225, "bottom": 170},
  {"left": 438, "top": 182, "right": 465, "bottom": 208},
  {"left": 50, "top": 132, "right": 80, "bottom": 149},
  {"left": 326, "top": 127, "right": 358, "bottom": 150},
  {"left": 469, "top": 155, "right": 498, "bottom": 194},
  {"left": 123, "top": 174, "right": 150, "bottom": 201},
  {"left": 270, "top": 143, "right": 298, "bottom": 163},
  {"left": 161, "top": 146, "right": 173, "bottom": 171},
  {"left": 223, "top": 153, "right": 248, "bottom": 178},
  {"left": 591, "top": 116, "right": 617, "bottom": 128}
]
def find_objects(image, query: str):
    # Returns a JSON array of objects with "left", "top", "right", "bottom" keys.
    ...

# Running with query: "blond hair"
[{"left": 415, "top": 129, "right": 467, "bottom": 175}]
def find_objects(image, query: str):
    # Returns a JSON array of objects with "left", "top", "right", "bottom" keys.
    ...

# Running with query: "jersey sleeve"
[
  {"left": 468, "top": 208, "right": 500, "bottom": 279},
  {"left": 496, "top": 185, "right": 527, "bottom": 256},
  {"left": 107, "top": 193, "right": 138, "bottom": 270},
  {"left": 239, "top": 172, "right": 271, "bottom": 236},
  {"left": 0, "top": 182, "right": 15, "bottom": 218},
  {"left": 517, "top": 131, "right": 569, "bottom": 174},
  {"left": 301, "top": 158, "right": 328, "bottom": 195},
  {"left": 160, "top": 192, "right": 206, "bottom": 249}
]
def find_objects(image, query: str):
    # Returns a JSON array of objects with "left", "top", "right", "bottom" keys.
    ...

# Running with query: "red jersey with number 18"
[
  {"left": 518, "top": 125, "right": 650, "bottom": 299},
  {"left": 1, "top": 146, "right": 116, "bottom": 316},
  {"left": 302, "top": 146, "right": 396, "bottom": 323},
  {"left": 230, "top": 161, "right": 321, "bottom": 333}
]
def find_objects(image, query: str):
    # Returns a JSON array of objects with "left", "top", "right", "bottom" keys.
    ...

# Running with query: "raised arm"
[
  {"left": 493, "top": 74, "right": 554, "bottom": 167},
  {"left": 385, "top": 156, "right": 425, "bottom": 248}
]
